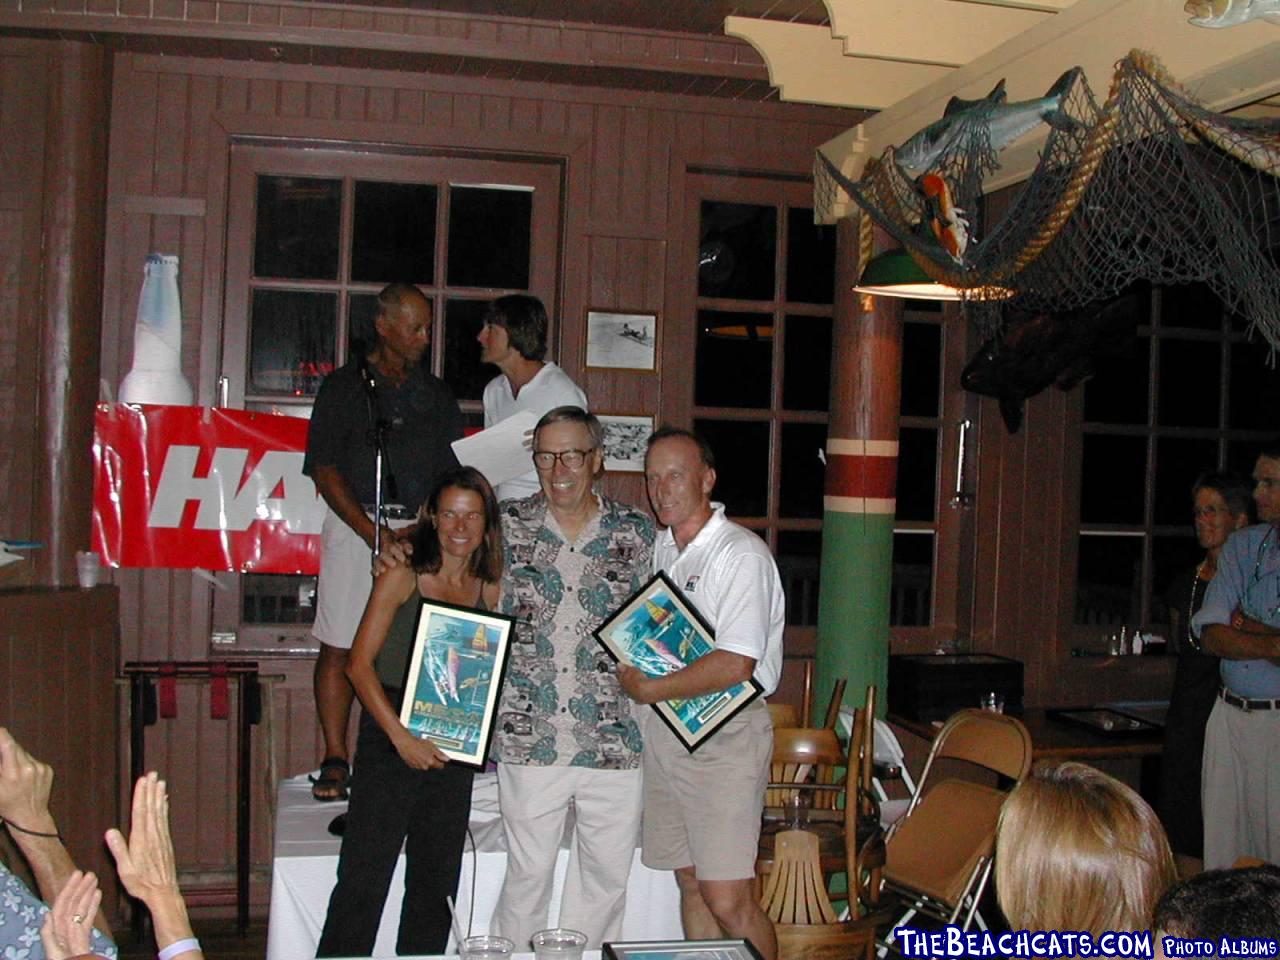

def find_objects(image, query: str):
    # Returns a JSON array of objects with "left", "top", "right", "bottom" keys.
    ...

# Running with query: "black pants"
[{"left": 317, "top": 704, "right": 474, "bottom": 957}]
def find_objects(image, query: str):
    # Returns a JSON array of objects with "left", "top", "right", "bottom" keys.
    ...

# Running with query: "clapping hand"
[
  {"left": 40, "top": 870, "right": 101, "bottom": 960},
  {"left": 0, "top": 727, "right": 56, "bottom": 835}
]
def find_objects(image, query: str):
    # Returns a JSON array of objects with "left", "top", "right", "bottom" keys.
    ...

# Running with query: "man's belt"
[
  {"left": 1219, "top": 687, "right": 1280, "bottom": 712},
  {"left": 363, "top": 503, "right": 415, "bottom": 521}
]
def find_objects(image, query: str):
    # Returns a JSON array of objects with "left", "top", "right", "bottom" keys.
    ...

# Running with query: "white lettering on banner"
[{"left": 148, "top": 445, "right": 325, "bottom": 534}]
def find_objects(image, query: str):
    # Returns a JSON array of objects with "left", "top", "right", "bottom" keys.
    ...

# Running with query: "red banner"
[{"left": 92, "top": 404, "right": 323, "bottom": 573}]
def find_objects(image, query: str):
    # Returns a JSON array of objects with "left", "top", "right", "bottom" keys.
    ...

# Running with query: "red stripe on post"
[{"left": 824, "top": 453, "right": 898, "bottom": 499}]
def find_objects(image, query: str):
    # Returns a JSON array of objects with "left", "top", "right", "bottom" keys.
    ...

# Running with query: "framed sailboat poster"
[
  {"left": 593, "top": 572, "right": 763, "bottom": 752},
  {"left": 399, "top": 599, "right": 515, "bottom": 769}
]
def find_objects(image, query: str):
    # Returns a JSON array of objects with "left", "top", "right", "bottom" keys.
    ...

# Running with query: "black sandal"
[{"left": 309, "top": 756, "right": 350, "bottom": 802}]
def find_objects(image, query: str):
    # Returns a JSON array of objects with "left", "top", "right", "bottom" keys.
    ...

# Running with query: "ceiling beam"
[
  {"left": 723, "top": 18, "right": 952, "bottom": 108},
  {"left": 824, "top": 0, "right": 1056, "bottom": 65},
  {"left": 816, "top": 0, "right": 1280, "bottom": 219}
]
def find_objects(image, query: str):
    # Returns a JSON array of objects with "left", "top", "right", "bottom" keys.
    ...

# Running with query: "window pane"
[
  {"left": 348, "top": 293, "right": 379, "bottom": 356},
  {"left": 1154, "top": 437, "right": 1218, "bottom": 525},
  {"left": 247, "top": 289, "right": 336, "bottom": 396},
  {"left": 696, "top": 310, "right": 772, "bottom": 408},
  {"left": 891, "top": 532, "right": 933, "bottom": 627},
  {"left": 782, "top": 316, "right": 831, "bottom": 411},
  {"left": 253, "top": 176, "right": 340, "bottom": 280},
  {"left": 901, "top": 322, "right": 942, "bottom": 418},
  {"left": 1080, "top": 434, "right": 1146, "bottom": 524},
  {"left": 780, "top": 422, "right": 827, "bottom": 519},
  {"left": 1160, "top": 282, "right": 1223, "bottom": 331},
  {"left": 242, "top": 573, "right": 316, "bottom": 625},
  {"left": 776, "top": 530, "right": 821, "bottom": 626},
  {"left": 1159, "top": 338, "right": 1221, "bottom": 428},
  {"left": 446, "top": 186, "right": 532, "bottom": 289},
  {"left": 1151, "top": 533, "right": 1204, "bottom": 630},
  {"left": 693, "top": 419, "right": 769, "bottom": 517},
  {"left": 1229, "top": 336, "right": 1280, "bottom": 431},
  {"left": 785, "top": 208, "right": 835, "bottom": 304},
  {"left": 442, "top": 298, "right": 492, "bottom": 402},
  {"left": 698, "top": 201, "right": 776, "bottom": 301},
  {"left": 896, "top": 427, "right": 937, "bottom": 522},
  {"left": 1084, "top": 335, "right": 1149, "bottom": 424},
  {"left": 351, "top": 181, "right": 437, "bottom": 284},
  {"left": 1227, "top": 441, "right": 1262, "bottom": 478},
  {"left": 1075, "top": 534, "right": 1142, "bottom": 625}
]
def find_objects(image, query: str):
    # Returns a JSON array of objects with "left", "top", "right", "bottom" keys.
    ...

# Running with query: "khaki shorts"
[{"left": 639, "top": 699, "right": 771, "bottom": 881}]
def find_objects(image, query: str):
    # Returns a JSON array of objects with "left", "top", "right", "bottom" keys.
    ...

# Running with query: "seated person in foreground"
[
  {"left": 995, "top": 761, "right": 1176, "bottom": 952},
  {"left": 1153, "top": 864, "right": 1280, "bottom": 954}
]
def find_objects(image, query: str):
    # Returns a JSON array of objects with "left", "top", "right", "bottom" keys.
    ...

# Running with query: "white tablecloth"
[{"left": 266, "top": 774, "right": 681, "bottom": 960}]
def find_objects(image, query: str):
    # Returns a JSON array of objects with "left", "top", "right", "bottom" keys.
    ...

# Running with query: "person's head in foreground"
[
  {"left": 1152, "top": 865, "right": 1280, "bottom": 956},
  {"left": 996, "top": 761, "right": 1177, "bottom": 940}
]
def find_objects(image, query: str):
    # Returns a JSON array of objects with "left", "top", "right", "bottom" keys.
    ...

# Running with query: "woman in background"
[
  {"left": 318, "top": 466, "right": 503, "bottom": 957},
  {"left": 1159, "top": 472, "right": 1252, "bottom": 859},
  {"left": 996, "top": 762, "right": 1176, "bottom": 946}
]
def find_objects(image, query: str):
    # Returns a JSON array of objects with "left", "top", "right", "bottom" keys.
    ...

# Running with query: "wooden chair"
[
  {"left": 768, "top": 702, "right": 801, "bottom": 729},
  {"left": 821, "top": 678, "right": 848, "bottom": 730}
]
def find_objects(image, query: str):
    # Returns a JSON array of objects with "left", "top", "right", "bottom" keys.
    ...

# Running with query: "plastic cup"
[
  {"left": 531, "top": 928, "right": 588, "bottom": 960},
  {"left": 460, "top": 935, "right": 515, "bottom": 960},
  {"left": 979, "top": 691, "right": 1005, "bottom": 714},
  {"left": 75, "top": 550, "right": 100, "bottom": 589}
]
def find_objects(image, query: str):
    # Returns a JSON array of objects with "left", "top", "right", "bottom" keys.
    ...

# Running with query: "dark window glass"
[
  {"left": 785, "top": 208, "right": 835, "bottom": 304},
  {"left": 891, "top": 532, "right": 933, "bottom": 627},
  {"left": 1159, "top": 338, "right": 1221, "bottom": 428},
  {"left": 1084, "top": 335, "right": 1150, "bottom": 424},
  {"left": 442, "top": 298, "right": 492, "bottom": 402},
  {"left": 1151, "top": 533, "right": 1204, "bottom": 629},
  {"left": 348, "top": 293, "right": 379, "bottom": 356},
  {"left": 783, "top": 316, "right": 832, "bottom": 411},
  {"left": 1081, "top": 434, "right": 1147, "bottom": 524},
  {"left": 1075, "top": 534, "right": 1142, "bottom": 625},
  {"left": 896, "top": 428, "right": 938, "bottom": 522},
  {"left": 247, "top": 290, "right": 336, "bottom": 396},
  {"left": 1154, "top": 437, "right": 1218, "bottom": 525},
  {"left": 693, "top": 419, "right": 770, "bottom": 517},
  {"left": 696, "top": 310, "right": 773, "bottom": 408},
  {"left": 776, "top": 530, "right": 822, "bottom": 626},
  {"left": 1160, "top": 282, "right": 1223, "bottom": 331},
  {"left": 351, "top": 181, "right": 437, "bottom": 284},
  {"left": 1229, "top": 336, "right": 1280, "bottom": 431},
  {"left": 901, "top": 322, "right": 942, "bottom": 418},
  {"left": 242, "top": 573, "right": 317, "bottom": 625},
  {"left": 1227, "top": 441, "right": 1262, "bottom": 478},
  {"left": 446, "top": 186, "right": 532, "bottom": 289},
  {"left": 253, "top": 176, "right": 340, "bottom": 280},
  {"left": 698, "top": 201, "right": 776, "bottom": 301},
  {"left": 780, "top": 422, "right": 827, "bottom": 519}
]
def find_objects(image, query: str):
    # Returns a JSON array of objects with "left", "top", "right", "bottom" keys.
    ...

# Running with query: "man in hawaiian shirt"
[{"left": 490, "top": 406, "right": 654, "bottom": 950}]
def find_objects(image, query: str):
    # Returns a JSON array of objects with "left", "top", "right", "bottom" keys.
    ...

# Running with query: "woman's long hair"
[
  {"left": 409, "top": 466, "right": 503, "bottom": 583},
  {"left": 996, "top": 761, "right": 1176, "bottom": 941}
]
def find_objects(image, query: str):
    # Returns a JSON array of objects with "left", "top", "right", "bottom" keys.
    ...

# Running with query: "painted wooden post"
[{"left": 813, "top": 217, "right": 902, "bottom": 721}]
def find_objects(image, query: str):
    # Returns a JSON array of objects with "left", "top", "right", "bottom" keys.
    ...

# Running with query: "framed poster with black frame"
[
  {"left": 398, "top": 599, "right": 515, "bottom": 769},
  {"left": 593, "top": 572, "right": 762, "bottom": 753},
  {"left": 604, "top": 939, "right": 764, "bottom": 960}
]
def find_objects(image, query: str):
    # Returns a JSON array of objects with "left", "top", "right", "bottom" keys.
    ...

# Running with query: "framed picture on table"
[
  {"left": 593, "top": 572, "right": 763, "bottom": 753},
  {"left": 605, "top": 939, "right": 765, "bottom": 960},
  {"left": 398, "top": 599, "right": 516, "bottom": 769},
  {"left": 598, "top": 413, "right": 654, "bottom": 473},
  {"left": 585, "top": 309, "right": 659, "bottom": 372}
]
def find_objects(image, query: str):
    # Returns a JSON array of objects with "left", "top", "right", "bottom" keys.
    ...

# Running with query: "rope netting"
[{"left": 815, "top": 51, "right": 1280, "bottom": 347}]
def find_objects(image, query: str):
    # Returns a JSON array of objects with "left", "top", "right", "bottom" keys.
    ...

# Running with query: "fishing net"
[{"left": 815, "top": 50, "right": 1280, "bottom": 348}]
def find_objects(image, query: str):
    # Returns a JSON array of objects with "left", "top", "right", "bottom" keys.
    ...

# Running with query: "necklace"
[{"left": 1187, "top": 559, "right": 1209, "bottom": 652}]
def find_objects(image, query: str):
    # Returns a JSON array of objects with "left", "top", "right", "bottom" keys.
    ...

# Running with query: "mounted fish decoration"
[
  {"left": 918, "top": 172, "right": 970, "bottom": 262},
  {"left": 960, "top": 294, "right": 1139, "bottom": 433},
  {"left": 893, "top": 68, "right": 1082, "bottom": 180},
  {"left": 1185, "top": 0, "right": 1280, "bottom": 27}
]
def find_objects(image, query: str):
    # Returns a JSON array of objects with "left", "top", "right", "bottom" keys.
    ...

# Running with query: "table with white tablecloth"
[{"left": 266, "top": 773, "right": 682, "bottom": 960}]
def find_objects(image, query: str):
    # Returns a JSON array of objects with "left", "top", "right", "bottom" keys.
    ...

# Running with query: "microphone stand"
[{"left": 357, "top": 353, "right": 392, "bottom": 564}]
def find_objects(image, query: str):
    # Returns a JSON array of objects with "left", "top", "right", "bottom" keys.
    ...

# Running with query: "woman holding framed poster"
[{"left": 317, "top": 466, "right": 505, "bottom": 958}]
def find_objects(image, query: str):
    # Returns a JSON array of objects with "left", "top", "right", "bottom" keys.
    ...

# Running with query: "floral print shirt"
[
  {"left": 0, "top": 862, "right": 116, "bottom": 960},
  {"left": 494, "top": 493, "right": 654, "bottom": 769}
]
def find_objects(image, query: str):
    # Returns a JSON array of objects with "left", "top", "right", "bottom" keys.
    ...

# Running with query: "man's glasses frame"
[{"left": 532, "top": 448, "right": 596, "bottom": 471}]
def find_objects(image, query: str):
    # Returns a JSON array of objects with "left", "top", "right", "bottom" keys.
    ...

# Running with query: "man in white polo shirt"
[{"left": 618, "top": 426, "right": 782, "bottom": 960}]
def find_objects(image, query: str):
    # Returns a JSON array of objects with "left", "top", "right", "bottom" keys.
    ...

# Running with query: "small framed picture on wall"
[
  {"left": 598, "top": 414, "right": 655, "bottom": 473},
  {"left": 585, "top": 309, "right": 658, "bottom": 372}
]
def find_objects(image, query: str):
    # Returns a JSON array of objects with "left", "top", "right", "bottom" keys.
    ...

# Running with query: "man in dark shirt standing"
[{"left": 302, "top": 282, "right": 463, "bottom": 800}]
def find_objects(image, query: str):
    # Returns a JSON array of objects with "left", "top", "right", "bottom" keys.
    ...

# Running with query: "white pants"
[
  {"left": 312, "top": 507, "right": 412, "bottom": 650},
  {"left": 491, "top": 764, "right": 643, "bottom": 949},
  {"left": 1201, "top": 695, "right": 1280, "bottom": 869}
]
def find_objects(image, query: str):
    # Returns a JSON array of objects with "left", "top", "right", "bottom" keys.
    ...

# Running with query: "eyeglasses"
[{"left": 532, "top": 448, "right": 595, "bottom": 471}]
